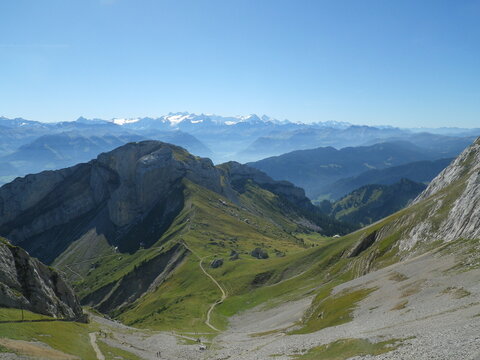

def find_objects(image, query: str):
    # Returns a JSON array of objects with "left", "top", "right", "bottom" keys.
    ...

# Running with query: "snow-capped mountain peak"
[
  {"left": 94, "top": 112, "right": 293, "bottom": 128},
  {"left": 111, "top": 117, "right": 141, "bottom": 125}
]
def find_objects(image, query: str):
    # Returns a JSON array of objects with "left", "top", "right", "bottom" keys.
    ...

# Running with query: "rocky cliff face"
[
  {"left": 219, "top": 161, "right": 315, "bottom": 210},
  {"left": 0, "top": 238, "right": 85, "bottom": 320},
  {"left": 402, "top": 137, "right": 480, "bottom": 247},
  {"left": 0, "top": 141, "right": 324, "bottom": 264},
  {"left": 0, "top": 141, "right": 224, "bottom": 262}
]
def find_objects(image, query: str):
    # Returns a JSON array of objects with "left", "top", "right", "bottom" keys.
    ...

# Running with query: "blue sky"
[{"left": 1, "top": 0, "right": 479, "bottom": 127}]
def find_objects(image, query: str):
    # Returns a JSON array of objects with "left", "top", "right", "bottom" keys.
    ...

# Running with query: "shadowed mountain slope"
[
  {"left": 248, "top": 141, "right": 463, "bottom": 200},
  {"left": 321, "top": 158, "right": 452, "bottom": 200},
  {"left": 319, "top": 178, "right": 427, "bottom": 227}
]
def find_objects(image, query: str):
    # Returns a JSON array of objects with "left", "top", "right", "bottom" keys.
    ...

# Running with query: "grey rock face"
[
  {"left": 414, "top": 138, "right": 480, "bottom": 204},
  {"left": 0, "top": 141, "right": 324, "bottom": 263},
  {"left": 0, "top": 238, "right": 85, "bottom": 320},
  {"left": 0, "top": 141, "right": 224, "bottom": 262},
  {"left": 251, "top": 247, "right": 269, "bottom": 259},
  {"left": 400, "top": 137, "right": 480, "bottom": 250},
  {"left": 210, "top": 258, "right": 224, "bottom": 268}
]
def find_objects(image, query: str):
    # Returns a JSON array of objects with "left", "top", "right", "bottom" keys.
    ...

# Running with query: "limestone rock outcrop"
[
  {"left": 405, "top": 137, "right": 480, "bottom": 245},
  {"left": 219, "top": 161, "right": 314, "bottom": 210},
  {"left": 0, "top": 141, "right": 222, "bottom": 262},
  {"left": 0, "top": 238, "right": 85, "bottom": 320},
  {"left": 0, "top": 141, "right": 323, "bottom": 263}
]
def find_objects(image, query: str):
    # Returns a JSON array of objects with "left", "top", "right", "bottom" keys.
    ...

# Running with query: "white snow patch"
[{"left": 111, "top": 118, "right": 140, "bottom": 125}]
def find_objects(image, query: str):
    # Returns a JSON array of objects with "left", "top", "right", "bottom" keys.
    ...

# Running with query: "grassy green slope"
[
  {"left": 66, "top": 178, "right": 319, "bottom": 332},
  {"left": 291, "top": 147, "right": 479, "bottom": 333},
  {"left": 72, "top": 146, "right": 474, "bottom": 335},
  {"left": 0, "top": 308, "right": 98, "bottom": 359}
]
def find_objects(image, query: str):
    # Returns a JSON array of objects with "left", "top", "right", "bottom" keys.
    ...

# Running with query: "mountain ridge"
[
  {"left": 320, "top": 178, "right": 427, "bottom": 227},
  {"left": 322, "top": 158, "right": 452, "bottom": 200},
  {"left": 0, "top": 141, "right": 344, "bottom": 262}
]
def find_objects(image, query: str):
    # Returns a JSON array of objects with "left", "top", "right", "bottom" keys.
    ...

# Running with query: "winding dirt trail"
[
  {"left": 182, "top": 242, "right": 227, "bottom": 332},
  {"left": 199, "top": 257, "right": 227, "bottom": 331},
  {"left": 89, "top": 333, "right": 105, "bottom": 360}
]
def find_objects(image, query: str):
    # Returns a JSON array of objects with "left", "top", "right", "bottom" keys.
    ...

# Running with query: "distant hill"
[
  {"left": 238, "top": 125, "right": 407, "bottom": 160},
  {"left": 319, "top": 178, "right": 427, "bottom": 227},
  {"left": 362, "top": 133, "right": 476, "bottom": 159},
  {"left": 1, "top": 114, "right": 477, "bottom": 165},
  {"left": 321, "top": 158, "right": 452, "bottom": 200},
  {"left": 248, "top": 141, "right": 464, "bottom": 200}
]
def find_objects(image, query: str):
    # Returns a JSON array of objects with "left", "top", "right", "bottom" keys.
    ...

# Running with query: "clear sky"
[{"left": 1, "top": 0, "right": 479, "bottom": 127}]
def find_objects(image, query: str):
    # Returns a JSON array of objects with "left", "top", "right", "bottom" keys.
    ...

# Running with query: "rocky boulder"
[
  {"left": 229, "top": 250, "right": 239, "bottom": 261},
  {"left": 251, "top": 247, "right": 269, "bottom": 259},
  {"left": 210, "top": 258, "right": 224, "bottom": 268}
]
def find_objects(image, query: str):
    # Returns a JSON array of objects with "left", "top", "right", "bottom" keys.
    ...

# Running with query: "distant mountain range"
[
  {"left": 321, "top": 158, "right": 453, "bottom": 200},
  {"left": 319, "top": 178, "right": 427, "bottom": 227},
  {"left": 0, "top": 117, "right": 213, "bottom": 184},
  {"left": 0, "top": 113, "right": 478, "bottom": 187},
  {"left": 248, "top": 141, "right": 468, "bottom": 201}
]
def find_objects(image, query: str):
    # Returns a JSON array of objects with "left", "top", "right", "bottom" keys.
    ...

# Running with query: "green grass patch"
[
  {"left": 292, "top": 286, "right": 377, "bottom": 334},
  {"left": 116, "top": 256, "right": 219, "bottom": 332},
  {"left": 441, "top": 286, "right": 471, "bottom": 299},
  {"left": 292, "top": 337, "right": 402, "bottom": 359},
  {"left": 0, "top": 344, "right": 11, "bottom": 353},
  {"left": 0, "top": 308, "right": 98, "bottom": 359}
]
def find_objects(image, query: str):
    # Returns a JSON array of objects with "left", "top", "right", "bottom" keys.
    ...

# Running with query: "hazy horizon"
[{"left": 1, "top": 111, "right": 480, "bottom": 130}]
